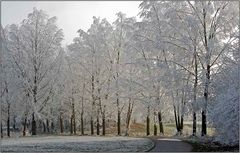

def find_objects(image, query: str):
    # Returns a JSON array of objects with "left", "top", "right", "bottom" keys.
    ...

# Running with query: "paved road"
[{"left": 149, "top": 138, "right": 192, "bottom": 152}]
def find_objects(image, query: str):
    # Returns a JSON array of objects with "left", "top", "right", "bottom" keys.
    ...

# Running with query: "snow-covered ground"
[{"left": 1, "top": 136, "right": 154, "bottom": 152}]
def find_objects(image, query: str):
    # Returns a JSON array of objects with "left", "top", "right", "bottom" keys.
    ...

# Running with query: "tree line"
[{"left": 1, "top": 1, "right": 239, "bottom": 145}]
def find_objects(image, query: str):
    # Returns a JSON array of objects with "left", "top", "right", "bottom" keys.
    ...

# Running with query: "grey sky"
[{"left": 2, "top": 1, "right": 141, "bottom": 45}]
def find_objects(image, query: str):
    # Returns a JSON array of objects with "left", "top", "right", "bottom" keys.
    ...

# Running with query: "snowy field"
[{"left": 1, "top": 136, "right": 154, "bottom": 152}]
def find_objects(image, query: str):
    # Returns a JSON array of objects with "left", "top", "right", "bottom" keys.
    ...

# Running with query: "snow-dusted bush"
[{"left": 209, "top": 63, "right": 239, "bottom": 145}]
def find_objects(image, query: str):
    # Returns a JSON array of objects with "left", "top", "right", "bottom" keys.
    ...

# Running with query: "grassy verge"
[
  {"left": 185, "top": 139, "right": 239, "bottom": 152},
  {"left": 126, "top": 122, "right": 215, "bottom": 137}
]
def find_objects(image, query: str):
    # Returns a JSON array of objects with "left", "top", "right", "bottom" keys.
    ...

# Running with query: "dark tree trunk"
[
  {"left": 96, "top": 111, "right": 100, "bottom": 135},
  {"left": 202, "top": 65, "right": 210, "bottom": 136},
  {"left": 180, "top": 115, "right": 184, "bottom": 134},
  {"left": 146, "top": 106, "right": 150, "bottom": 136},
  {"left": 1, "top": 121, "right": 3, "bottom": 138},
  {"left": 102, "top": 115, "right": 105, "bottom": 136},
  {"left": 70, "top": 116, "right": 73, "bottom": 134},
  {"left": 32, "top": 113, "right": 36, "bottom": 135},
  {"left": 13, "top": 115, "right": 16, "bottom": 130},
  {"left": 72, "top": 103, "right": 76, "bottom": 135},
  {"left": 60, "top": 113, "right": 63, "bottom": 133},
  {"left": 193, "top": 112, "right": 196, "bottom": 135},
  {"left": 158, "top": 111, "right": 164, "bottom": 134},
  {"left": 81, "top": 113, "right": 84, "bottom": 135},
  {"left": 7, "top": 113, "right": 10, "bottom": 137},
  {"left": 32, "top": 64, "right": 37, "bottom": 136},
  {"left": 43, "top": 121, "right": 46, "bottom": 132},
  {"left": 174, "top": 106, "right": 180, "bottom": 133},
  {"left": 202, "top": 111, "right": 207, "bottom": 136},
  {"left": 7, "top": 103, "right": 10, "bottom": 137},
  {"left": 202, "top": 64, "right": 210, "bottom": 136},
  {"left": 117, "top": 108, "right": 121, "bottom": 136},
  {"left": 193, "top": 51, "right": 198, "bottom": 136},
  {"left": 116, "top": 44, "right": 121, "bottom": 136},
  {"left": 73, "top": 117, "right": 76, "bottom": 135},
  {"left": 23, "top": 116, "right": 27, "bottom": 136},
  {"left": 91, "top": 74, "right": 95, "bottom": 136},
  {"left": 154, "top": 124, "right": 157, "bottom": 136},
  {"left": 177, "top": 107, "right": 181, "bottom": 133},
  {"left": 46, "top": 119, "right": 49, "bottom": 133},
  {"left": 51, "top": 121, "right": 54, "bottom": 133},
  {"left": 91, "top": 117, "right": 94, "bottom": 135},
  {"left": 80, "top": 81, "right": 85, "bottom": 136},
  {"left": 146, "top": 116, "right": 150, "bottom": 136}
]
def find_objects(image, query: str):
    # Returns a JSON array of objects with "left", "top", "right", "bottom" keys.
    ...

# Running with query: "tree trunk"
[
  {"left": 7, "top": 104, "right": 10, "bottom": 137},
  {"left": 202, "top": 64, "right": 210, "bottom": 136},
  {"left": 60, "top": 113, "right": 63, "bottom": 133},
  {"left": 73, "top": 116, "right": 76, "bottom": 135},
  {"left": 51, "top": 121, "right": 54, "bottom": 133},
  {"left": 91, "top": 117, "right": 94, "bottom": 135},
  {"left": 174, "top": 106, "right": 180, "bottom": 133},
  {"left": 116, "top": 47, "right": 121, "bottom": 136},
  {"left": 202, "top": 9, "right": 210, "bottom": 136},
  {"left": 154, "top": 123, "right": 157, "bottom": 136},
  {"left": 23, "top": 115, "right": 27, "bottom": 136},
  {"left": 177, "top": 106, "right": 181, "bottom": 134},
  {"left": 202, "top": 111, "right": 207, "bottom": 136},
  {"left": 32, "top": 113, "right": 36, "bottom": 135},
  {"left": 125, "top": 100, "right": 134, "bottom": 136},
  {"left": 32, "top": 65, "right": 37, "bottom": 136},
  {"left": 13, "top": 115, "right": 16, "bottom": 130},
  {"left": 70, "top": 116, "right": 73, "bottom": 134},
  {"left": 91, "top": 74, "right": 95, "bottom": 136},
  {"left": 193, "top": 112, "right": 196, "bottom": 135},
  {"left": 177, "top": 115, "right": 181, "bottom": 133},
  {"left": 102, "top": 113, "right": 105, "bottom": 136},
  {"left": 72, "top": 102, "right": 76, "bottom": 135},
  {"left": 180, "top": 115, "right": 184, "bottom": 134},
  {"left": 81, "top": 112, "right": 84, "bottom": 135},
  {"left": 46, "top": 119, "right": 49, "bottom": 133},
  {"left": 146, "top": 116, "right": 150, "bottom": 136},
  {"left": 1, "top": 121, "right": 3, "bottom": 138},
  {"left": 125, "top": 103, "right": 130, "bottom": 136},
  {"left": 158, "top": 111, "right": 164, "bottom": 134},
  {"left": 193, "top": 50, "right": 198, "bottom": 136},
  {"left": 116, "top": 95, "right": 121, "bottom": 136},
  {"left": 146, "top": 106, "right": 150, "bottom": 136},
  {"left": 96, "top": 109, "right": 100, "bottom": 135},
  {"left": 43, "top": 121, "right": 46, "bottom": 132},
  {"left": 117, "top": 106, "right": 121, "bottom": 136},
  {"left": 81, "top": 87, "right": 84, "bottom": 135}
]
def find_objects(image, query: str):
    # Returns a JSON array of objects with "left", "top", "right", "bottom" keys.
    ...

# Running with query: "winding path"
[{"left": 149, "top": 138, "right": 192, "bottom": 152}]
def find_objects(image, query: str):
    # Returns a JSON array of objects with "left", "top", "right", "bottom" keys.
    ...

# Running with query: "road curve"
[{"left": 149, "top": 138, "right": 192, "bottom": 152}]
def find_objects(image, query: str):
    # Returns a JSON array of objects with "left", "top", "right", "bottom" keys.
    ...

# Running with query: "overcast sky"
[{"left": 2, "top": 1, "right": 141, "bottom": 45}]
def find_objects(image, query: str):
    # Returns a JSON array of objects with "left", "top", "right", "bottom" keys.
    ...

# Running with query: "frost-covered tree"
[
  {"left": 209, "top": 30, "right": 239, "bottom": 145},
  {"left": 68, "top": 16, "right": 115, "bottom": 135},
  {"left": 209, "top": 63, "right": 239, "bottom": 145},
  {"left": 1, "top": 26, "right": 23, "bottom": 137},
  {"left": 112, "top": 12, "right": 137, "bottom": 135},
  {"left": 138, "top": 0, "right": 239, "bottom": 136},
  {"left": 3, "top": 8, "right": 63, "bottom": 135},
  {"left": 185, "top": 1, "right": 239, "bottom": 136}
]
